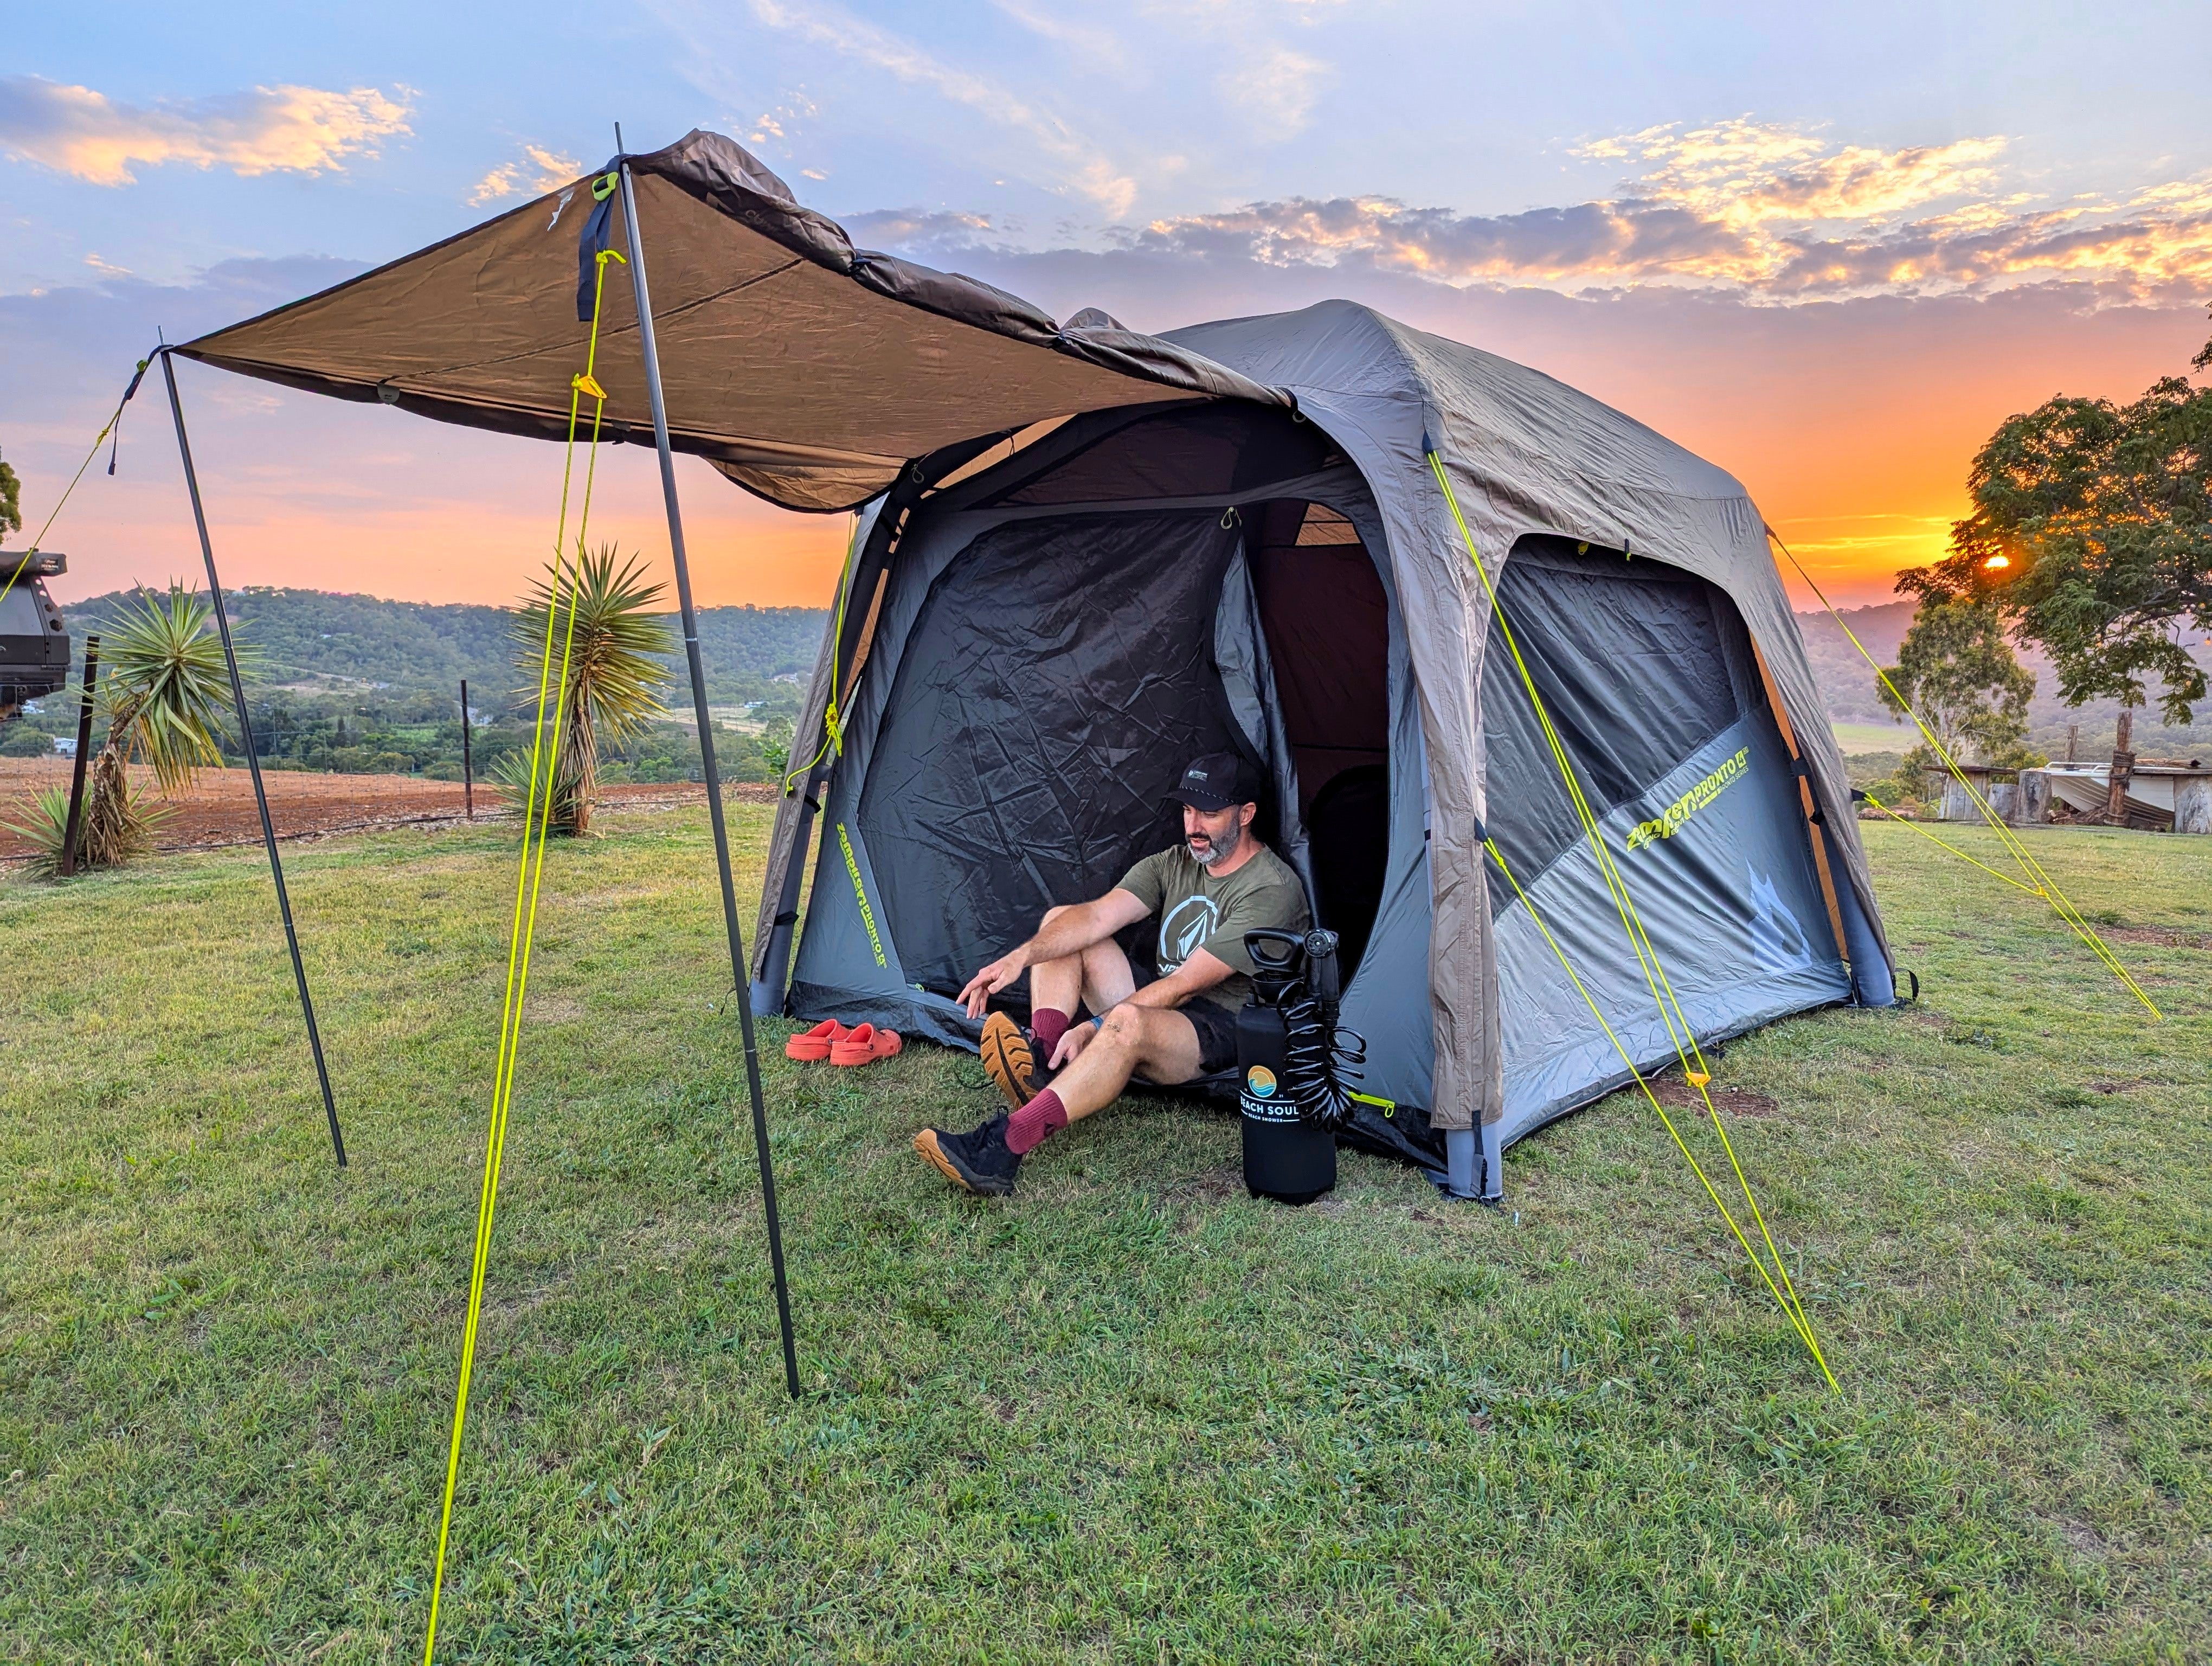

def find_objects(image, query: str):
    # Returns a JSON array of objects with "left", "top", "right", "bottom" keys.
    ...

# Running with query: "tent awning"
[{"left": 178, "top": 130, "right": 1288, "bottom": 512}]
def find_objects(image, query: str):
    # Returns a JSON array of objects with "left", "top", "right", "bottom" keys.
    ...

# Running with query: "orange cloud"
[{"left": 0, "top": 75, "right": 410, "bottom": 187}]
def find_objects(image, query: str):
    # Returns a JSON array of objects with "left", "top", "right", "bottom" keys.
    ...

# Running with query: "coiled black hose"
[{"left": 1276, "top": 983, "right": 1367, "bottom": 1131}]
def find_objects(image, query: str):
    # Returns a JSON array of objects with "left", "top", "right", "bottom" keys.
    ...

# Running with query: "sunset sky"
[{"left": 5, "top": 2, "right": 2209, "bottom": 612}]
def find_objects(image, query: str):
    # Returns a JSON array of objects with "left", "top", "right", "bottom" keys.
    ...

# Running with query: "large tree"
[
  {"left": 1877, "top": 598, "right": 2037, "bottom": 779},
  {"left": 1899, "top": 310, "right": 2212, "bottom": 724}
]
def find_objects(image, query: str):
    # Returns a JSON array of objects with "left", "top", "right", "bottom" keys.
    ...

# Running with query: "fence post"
[
  {"left": 460, "top": 677, "right": 474, "bottom": 820},
  {"left": 57, "top": 635, "right": 100, "bottom": 877}
]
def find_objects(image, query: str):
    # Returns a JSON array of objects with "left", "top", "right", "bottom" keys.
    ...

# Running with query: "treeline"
[{"left": 12, "top": 587, "right": 827, "bottom": 784}]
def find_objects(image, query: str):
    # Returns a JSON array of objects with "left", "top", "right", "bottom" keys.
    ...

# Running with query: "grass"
[
  {"left": 2, "top": 806, "right": 2207, "bottom": 1663},
  {"left": 1831, "top": 720, "right": 1915, "bottom": 754}
]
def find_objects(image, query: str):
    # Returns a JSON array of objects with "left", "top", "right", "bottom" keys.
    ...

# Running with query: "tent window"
[{"left": 1246, "top": 498, "right": 1391, "bottom": 975}]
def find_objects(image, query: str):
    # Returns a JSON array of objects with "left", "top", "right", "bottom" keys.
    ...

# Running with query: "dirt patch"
[
  {"left": 0, "top": 758, "right": 775, "bottom": 863},
  {"left": 1647, "top": 1075, "right": 1782, "bottom": 1118},
  {"left": 2100, "top": 924, "right": 2212, "bottom": 949}
]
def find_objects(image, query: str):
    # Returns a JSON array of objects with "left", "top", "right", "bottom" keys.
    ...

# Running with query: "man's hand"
[
  {"left": 1049, "top": 1022, "right": 1092, "bottom": 1070},
  {"left": 959, "top": 947, "right": 1030, "bottom": 1019}
]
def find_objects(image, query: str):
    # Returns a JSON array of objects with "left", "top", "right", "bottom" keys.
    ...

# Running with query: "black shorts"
[
  {"left": 1178, "top": 999, "right": 1241, "bottom": 1076},
  {"left": 1124, "top": 969, "right": 1239, "bottom": 1075}
]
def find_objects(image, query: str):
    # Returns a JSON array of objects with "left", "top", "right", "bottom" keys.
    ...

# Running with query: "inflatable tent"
[{"left": 175, "top": 129, "right": 1894, "bottom": 1206}]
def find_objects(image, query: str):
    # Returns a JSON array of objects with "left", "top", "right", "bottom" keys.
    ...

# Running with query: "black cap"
[{"left": 1168, "top": 752, "right": 1263, "bottom": 812}]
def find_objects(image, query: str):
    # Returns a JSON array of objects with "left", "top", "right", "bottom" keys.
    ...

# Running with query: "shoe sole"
[
  {"left": 912, "top": 1127, "right": 1011, "bottom": 1196},
  {"left": 978, "top": 1013, "right": 1035, "bottom": 1112}
]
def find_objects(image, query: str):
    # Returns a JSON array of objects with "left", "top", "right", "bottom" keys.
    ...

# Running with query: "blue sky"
[{"left": 4, "top": 2, "right": 2209, "bottom": 605}]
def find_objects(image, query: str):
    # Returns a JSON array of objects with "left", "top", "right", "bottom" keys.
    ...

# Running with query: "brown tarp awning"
[{"left": 179, "top": 130, "right": 1287, "bottom": 512}]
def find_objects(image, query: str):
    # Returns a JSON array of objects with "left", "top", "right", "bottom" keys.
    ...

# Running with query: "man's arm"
[{"left": 958, "top": 888, "right": 1152, "bottom": 1018}]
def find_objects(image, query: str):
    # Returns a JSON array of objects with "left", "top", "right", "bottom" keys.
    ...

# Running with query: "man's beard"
[{"left": 1189, "top": 822, "right": 1241, "bottom": 868}]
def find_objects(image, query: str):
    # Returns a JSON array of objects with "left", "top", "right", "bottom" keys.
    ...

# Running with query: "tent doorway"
[{"left": 1246, "top": 499, "right": 1392, "bottom": 976}]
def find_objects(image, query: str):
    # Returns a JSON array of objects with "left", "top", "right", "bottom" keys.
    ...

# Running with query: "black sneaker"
[
  {"left": 980, "top": 1011, "right": 1054, "bottom": 1112},
  {"left": 914, "top": 1112, "right": 1023, "bottom": 1196}
]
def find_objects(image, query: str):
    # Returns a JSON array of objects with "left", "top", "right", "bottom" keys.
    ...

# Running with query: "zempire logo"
[{"left": 1626, "top": 747, "right": 1750, "bottom": 851}]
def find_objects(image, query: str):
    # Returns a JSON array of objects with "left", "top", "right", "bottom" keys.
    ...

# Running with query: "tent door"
[{"left": 1245, "top": 499, "right": 1392, "bottom": 976}]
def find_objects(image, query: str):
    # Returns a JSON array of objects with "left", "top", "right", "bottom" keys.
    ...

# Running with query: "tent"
[{"left": 175, "top": 128, "right": 1894, "bottom": 1214}]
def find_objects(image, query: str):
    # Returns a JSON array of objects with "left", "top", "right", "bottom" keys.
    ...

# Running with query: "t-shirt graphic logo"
[{"left": 1159, "top": 894, "right": 1220, "bottom": 970}]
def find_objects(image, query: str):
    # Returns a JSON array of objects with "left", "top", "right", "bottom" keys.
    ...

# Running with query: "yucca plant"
[
  {"left": 7, "top": 583, "right": 238, "bottom": 874},
  {"left": 506, "top": 544, "right": 673, "bottom": 836}
]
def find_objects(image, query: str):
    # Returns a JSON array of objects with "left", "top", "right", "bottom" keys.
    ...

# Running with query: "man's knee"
[
  {"left": 1098, "top": 1003, "right": 1147, "bottom": 1047},
  {"left": 1041, "top": 903, "right": 1074, "bottom": 930}
]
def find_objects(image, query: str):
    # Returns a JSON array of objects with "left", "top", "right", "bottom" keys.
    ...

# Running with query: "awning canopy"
[{"left": 179, "top": 130, "right": 1288, "bottom": 512}]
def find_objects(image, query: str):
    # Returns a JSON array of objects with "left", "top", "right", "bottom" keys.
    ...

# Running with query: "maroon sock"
[
  {"left": 1029, "top": 1008, "right": 1070, "bottom": 1058},
  {"left": 1005, "top": 1089, "right": 1067, "bottom": 1156}
]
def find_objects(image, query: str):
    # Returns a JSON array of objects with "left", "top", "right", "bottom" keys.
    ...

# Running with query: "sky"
[{"left": 3, "top": 1, "right": 2209, "bottom": 612}]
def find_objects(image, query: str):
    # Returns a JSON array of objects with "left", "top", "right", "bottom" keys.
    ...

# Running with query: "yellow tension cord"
[
  {"left": 0, "top": 367, "right": 145, "bottom": 612},
  {"left": 782, "top": 514, "right": 864, "bottom": 793},
  {"left": 1769, "top": 533, "right": 2159, "bottom": 1019},
  {"left": 1860, "top": 792, "right": 2046, "bottom": 896},
  {"left": 1427, "top": 448, "right": 1832, "bottom": 1385},
  {"left": 420, "top": 244, "right": 624, "bottom": 1666}
]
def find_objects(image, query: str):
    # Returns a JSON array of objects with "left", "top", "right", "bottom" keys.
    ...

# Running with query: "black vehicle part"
[{"left": 0, "top": 550, "right": 72, "bottom": 717}]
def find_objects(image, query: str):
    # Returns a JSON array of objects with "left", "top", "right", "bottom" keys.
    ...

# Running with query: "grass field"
[
  {"left": 3, "top": 807, "right": 2207, "bottom": 1663},
  {"left": 1831, "top": 720, "right": 1914, "bottom": 755}
]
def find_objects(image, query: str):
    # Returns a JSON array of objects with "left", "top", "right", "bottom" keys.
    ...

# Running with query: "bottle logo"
[{"left": 1245, "top": 1065, "right": 1277, "bottom": 1098}]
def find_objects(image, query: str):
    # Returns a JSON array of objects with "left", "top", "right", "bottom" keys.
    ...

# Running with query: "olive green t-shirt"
[{"left": 1115, "top": 842, "right": 1311, "bottom": 1013}]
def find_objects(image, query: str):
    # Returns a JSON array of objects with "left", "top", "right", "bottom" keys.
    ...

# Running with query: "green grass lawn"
[
  {"left": 1831, "top": 720, "right": 1915, "bottom": 755},
  {"left": 3, "top": 808, "right": 2207, "bottom": 1663}
]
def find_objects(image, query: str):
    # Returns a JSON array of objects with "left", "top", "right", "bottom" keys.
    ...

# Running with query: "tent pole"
[
  {"left": 158, "top": 349, "right": 347, "bottom": 1170},
  {"left": 616, "top": 144, "right": 802, "bottom": 1400}
]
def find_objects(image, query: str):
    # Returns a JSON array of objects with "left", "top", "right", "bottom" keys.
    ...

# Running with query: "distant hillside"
[
  {"left": 1795, "top": 600, "right": 2212, "bottom": 755},
  {"left": 60, "top": 587, "right": 826, "bottom": 709}
]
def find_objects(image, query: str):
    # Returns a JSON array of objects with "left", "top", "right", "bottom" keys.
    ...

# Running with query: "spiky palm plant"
[
  {"left": 508, "top": 544, "right": 673, "bottom": 836},
  {"left": 9, "top": 583, "right": 234, "bottom": 873}
]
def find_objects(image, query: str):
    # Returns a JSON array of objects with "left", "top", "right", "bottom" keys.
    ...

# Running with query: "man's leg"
[
  {"left": 983, "top": 911, "right": 1139, "bottom": 1110},
  {"left": 1007, "top": 1004, "right": 1204, "bottom": 1148},
  {"left": 918, "top": 1004, "right": 1203, "bottom": 1195}
]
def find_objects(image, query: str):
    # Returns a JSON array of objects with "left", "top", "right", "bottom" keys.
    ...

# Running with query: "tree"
[
  {"left": 0, "top": 454, "right": 21, "bottom": 546},
  {"left": 1900, "top": 307, "right": 2212, "bottom": 723},
  {"left": 505, "top": 545, "right": 673, "bottom": 835},
  {"left": 1876, "top": 598, "right": 2037, "bottom": 783},
  {"left": 7, "top": 584, "right": 239, "bottom": 873}
]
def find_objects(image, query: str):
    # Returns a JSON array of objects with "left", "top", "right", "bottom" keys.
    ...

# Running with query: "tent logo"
[
  {"left": 1159, "top": 895, "right": 1220, "bottom": 968},
  {"left": 1626, "top": 747, "right": 1750, "bottom": 851}
]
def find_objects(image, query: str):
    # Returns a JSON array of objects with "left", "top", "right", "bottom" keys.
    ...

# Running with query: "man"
[{"left": 915, "top": 752, "right": 1311, "bottom": 1196}]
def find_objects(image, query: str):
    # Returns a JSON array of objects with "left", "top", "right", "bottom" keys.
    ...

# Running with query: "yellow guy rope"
[
  {"left": 1859, "top": 792, "right": 2045, "bottom": 897},
  {"left": 1768, "top": 533, "right": 2159, "bottom": 1019},
  {"left": 0, "top": 362, "right": 147, "bottom": 612},
  {"left": 1426, "top": 448, "right": 1834, "bottom": 1386},
  {"left": 420, "top": 234, "right": 626, "bottom": 1666},
  {"left": 781, "top": 513, "right": 864, "bottom": 792}
]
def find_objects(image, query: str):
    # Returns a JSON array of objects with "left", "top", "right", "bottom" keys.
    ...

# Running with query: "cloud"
[
  {"left": 1217, "top": 47, "right": 1328, "bottom": 144},
  {"left": 0, "top": 75, "right": 410, "bottom": 187},
  {"left": 843, "top": 207, "right": 1002, "bottom": 254},
  {"left": 1120, "top": 119, "right": 2212, "bottom": 302},
  {"left": 466, "top": 143, "right": 583, "bottom": 208},
  {"left": 738, "top": 0, "right": 1139, "bottom": 215}
]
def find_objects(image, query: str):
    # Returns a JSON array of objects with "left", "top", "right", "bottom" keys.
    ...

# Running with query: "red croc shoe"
[
  {"left": 783, "top": 1020, "right": 851, "bottom": 1062},
  {"left": 829, "top": 1023, "right": 903, "bottom": 1066}
]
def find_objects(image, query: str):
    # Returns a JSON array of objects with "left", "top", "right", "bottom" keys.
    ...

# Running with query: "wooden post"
[
  {"left": 57, "top": 635, "right": 100, "bottom": 876},
  {"left": 2065, "top": 722, "right": 2079, "bottom": 764},
  {"left": 2016, "top": 768, "right": 2053, "bottom": 826},
  {"left": 459, "top": 678, "right": 474, "bottom": 821},
  {"left": 2105, "top": 706, "right": 2136, "bottom": 824}
]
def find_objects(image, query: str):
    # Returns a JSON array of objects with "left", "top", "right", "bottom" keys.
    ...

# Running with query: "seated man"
[{"left": 915, "top": 752, "right": 1310, "bottom": 1196}]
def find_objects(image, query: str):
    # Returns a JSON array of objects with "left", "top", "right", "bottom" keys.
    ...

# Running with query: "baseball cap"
[{"left": 1167, "top": 752, "right": 1263, "bottom": 812}]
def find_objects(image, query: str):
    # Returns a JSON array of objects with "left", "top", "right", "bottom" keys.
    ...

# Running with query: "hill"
[{"left": 57, "top": 587, "right": 826, "bottom": 709}]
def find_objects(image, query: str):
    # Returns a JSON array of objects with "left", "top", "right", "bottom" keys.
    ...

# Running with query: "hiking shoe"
[
  {"left": 979, "top": 1011, "right": 1051, "bottom": 1111},
  {"left": 914, "top": 1113, "right": 1023, "bottom": 1197}
]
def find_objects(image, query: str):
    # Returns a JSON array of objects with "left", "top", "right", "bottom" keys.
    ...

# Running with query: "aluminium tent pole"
[
  {"left": 616, "top": 142, "right": 801, "bottom": 1400},
  {"left": 158, "top": 348, "right": 347, "bottom": 1170}
]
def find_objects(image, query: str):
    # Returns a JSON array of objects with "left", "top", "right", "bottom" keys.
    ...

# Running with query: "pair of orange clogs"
[{"left": 783, "top": 1019, "right": 903, "bottom": 1067}]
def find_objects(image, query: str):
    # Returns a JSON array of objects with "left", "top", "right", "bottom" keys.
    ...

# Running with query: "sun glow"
[{"left": 1983, "top": 554, "right": 2011, "bottom": 569}]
